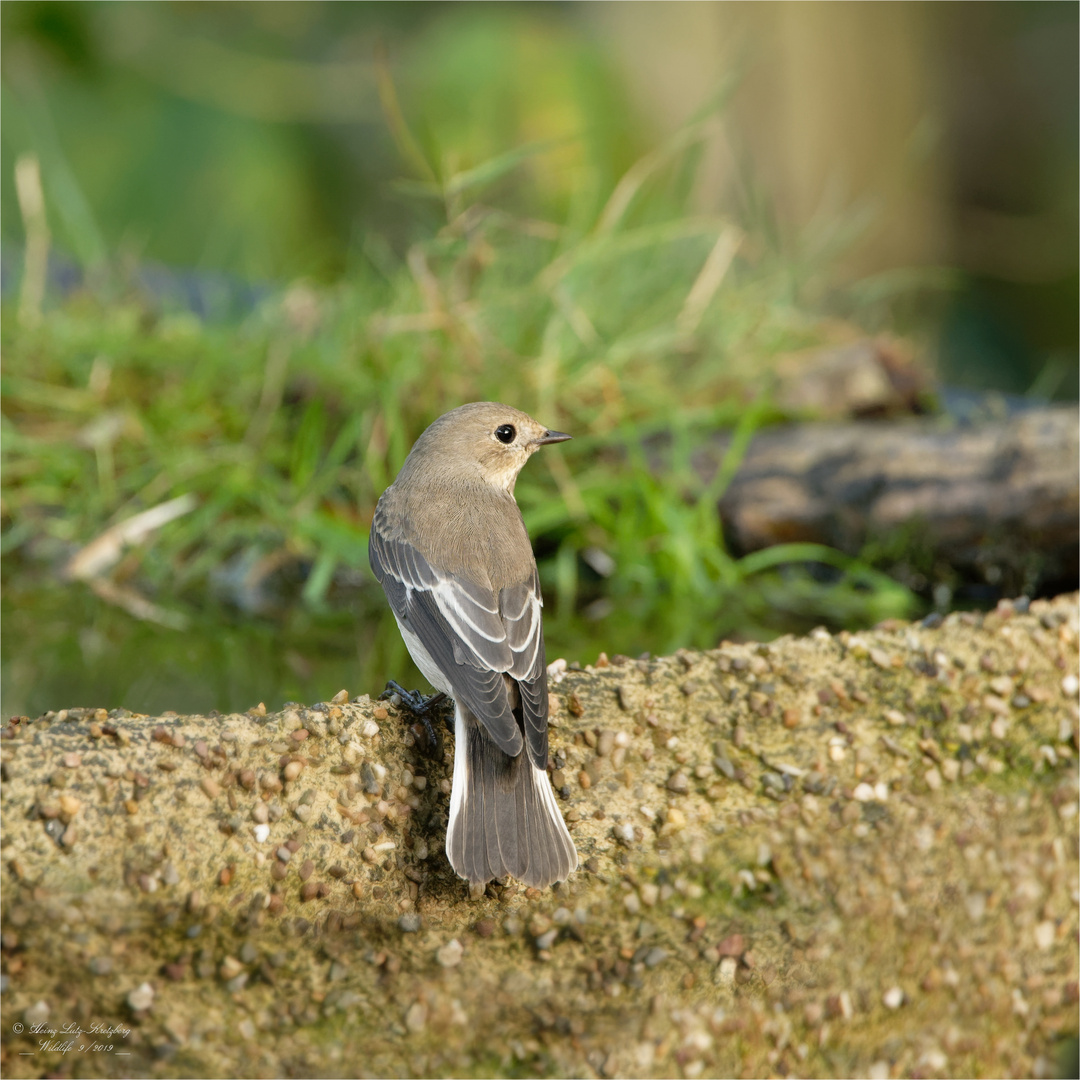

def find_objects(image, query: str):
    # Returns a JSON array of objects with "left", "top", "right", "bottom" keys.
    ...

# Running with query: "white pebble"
[
  {"left": 852, "top": 783, "right": 875, "bottom": 802},
  {"left": 1034, "top": 920, "right": 1056, "bottom": 950},
  {"left": 1062, "top": 675, "right": 1079, "bottom": 697},
  {"left": 361, "top": 720, "right": 380, "bottom": 738},
  {"left": 918, "top": 1048, "right": 948, "bottom": 1072},
  {"left": 715, "top": 957, "right": 737, "bottom": 987},
  {"left": 873, "top": 781, "right": 889, "bottom": 801},
  {"left": 253, "top": 823, "right": 270, "bottom": 844},
  {"left": 127, "top": 982, "right": 155, "bottom": 1011},
  {"left": 436, "top": 939, "right": 464, "bottom": 968},
  {"left": 965, "top": 892, "right": 987, "bottom": 921},
  {"left": 882, "top": 986, "right": 904, "bottom": 1009},
  {"left": 23, "top": 1000, "right": 50, "bottom": 1026}
]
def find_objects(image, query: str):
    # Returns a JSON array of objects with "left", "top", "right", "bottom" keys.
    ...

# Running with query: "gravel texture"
[{"left": 1, "top": 595, "right": 1077, "bottom": 1078}]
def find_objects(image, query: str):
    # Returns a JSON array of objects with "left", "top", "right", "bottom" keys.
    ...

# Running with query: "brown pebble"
[
  {"left": 568, "top": 693, "right": 584, "bottom": 718},
  {"left": 164, "top": 962, "right": 186, "bottom": 981},
  {"left": 283, "top": 761, "right": 303, "bottom": 782},
  {"left": 717, "top": 933, "right": 745, "bottom": 957},
  {"left": 267, "top": 894, "right": 284, "bottom": 915},
  {"left": 63, "top": 752, "right": 82, "bottom": 768},
  {"left": 525, "top": 887, "right": 541, "bottom": 901},
  {"left": 300, "top": 881, "right": 319, "bottom": 902},
  {"left": 373, "top": 706, "right": 389, "bottom": 720},
  {"left": 328, "top": 864, "right": 347, "bottom": 879},
  {"left": 200, "top": 777, "right": 221, "bottom": 799},
  {"left": 219, "top": 866, "right": 233, "bottom": 887},
  {"left": 782, "top": 708, "right": 800, "bottom": 729},
  {"left": 88, "top": 722, "right": 103, "bottom": 738},
  {"left": 578, "top": 771, "right": 592, "bottom": 790},
  {"left": 749, "top": 691, "right": 771, "bottom": 717},
  {"left": 194, "top": 740, "right": 209, "bottom": 759},
  {"left": 299, "top": 860, "right": 315, "bottom": 882},
  {"left": 152, "top": 727, "right": 171, "bottom": 743},
  {"left": 220, "top": 955, "right": 244, "bottom": 980},
  {"left": 124, "top": 799, "right": 139, "bottom": 815},
  {"left": 331, "top": 689, "right": 350, "bottom": 705},
  {"left": 271, "top": 862, "right": 288, "bottom": 881},
  {"left": 317, "top": 883, "right": 331, "bottom": 898},
  {"left": 291, "top": 729, "right": 309, "bottom": 742},
  {"left": 475, "top": 918, "right": 495, "bottom": 938},
  {"left": 238, "top": 769, "right": 256, "bottom": 790},
  {"left": 352, "top": 882, "right": 364, "bottom": 899},
  {"left": 667, "top": 772, "right": 689, "bottom": 794}
]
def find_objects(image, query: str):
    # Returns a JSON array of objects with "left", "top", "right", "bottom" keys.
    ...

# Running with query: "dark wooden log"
[{"left": 699, "top": 405, "right": 1078, "bottom": 597}]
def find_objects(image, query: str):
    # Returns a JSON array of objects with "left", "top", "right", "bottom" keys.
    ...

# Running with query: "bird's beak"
[{"left": 535, "top": 430, "right": 572, "bottom": 445}]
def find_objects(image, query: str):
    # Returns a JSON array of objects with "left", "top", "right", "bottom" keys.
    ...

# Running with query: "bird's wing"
[
  {"left": 369, "top": 518, "right": 524, "bottom": 758},
  {"left": 498, "top": 574, "right": 549, "bottom": 767}
]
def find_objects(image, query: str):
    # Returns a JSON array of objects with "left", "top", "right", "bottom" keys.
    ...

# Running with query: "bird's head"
[{"left": 404, "top": 401, "right": 571, "bottom": 494}]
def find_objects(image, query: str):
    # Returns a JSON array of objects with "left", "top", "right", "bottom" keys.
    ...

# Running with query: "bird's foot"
[{"left": 379, "top": 681, "right": 448, "bottom": 754}]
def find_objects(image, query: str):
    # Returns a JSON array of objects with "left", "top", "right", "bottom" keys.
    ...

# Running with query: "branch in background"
[
  {"left": 63, "top": 494, "right": 199, "bottom": 583},
  {"left": 706, "top": 405, "right": 1078, "bottom": 598}
]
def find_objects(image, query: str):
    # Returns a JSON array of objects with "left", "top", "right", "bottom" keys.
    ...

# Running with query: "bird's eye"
[{"left": 495, "top": 424, "right": 516, "bottom": 444}]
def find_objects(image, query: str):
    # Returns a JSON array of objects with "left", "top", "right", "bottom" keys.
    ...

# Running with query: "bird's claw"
[{"left": 379, "top": 681, "right": 448, "bottom": 754}]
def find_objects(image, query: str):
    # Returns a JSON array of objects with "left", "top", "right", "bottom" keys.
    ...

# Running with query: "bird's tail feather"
[{"left": 446, "top": 703, "right": 577, "bottom": 889}]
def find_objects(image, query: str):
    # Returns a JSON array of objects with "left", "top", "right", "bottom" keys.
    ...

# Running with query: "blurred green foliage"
[
  {"left": 1, "top": 117, "right": 917, "bottom": 710},
  {"left": 1, "top": 3, "right": 922, "bottom": 716},
  {"left": 1, "top": 1, "right": 646, "bottom": 278}
]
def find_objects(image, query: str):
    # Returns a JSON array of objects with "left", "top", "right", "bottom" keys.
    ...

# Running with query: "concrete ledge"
[{"left": 2, "top": 595, "right": 1077, "bottom": 1077}]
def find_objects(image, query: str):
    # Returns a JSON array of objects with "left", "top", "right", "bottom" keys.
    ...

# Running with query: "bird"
[{"left": 368, "top": 401, "right": 579, "bottom": 890}]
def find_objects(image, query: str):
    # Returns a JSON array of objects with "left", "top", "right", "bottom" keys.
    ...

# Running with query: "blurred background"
[{"left": 2, "top": 1, "right": 1077, "bottom": 718}]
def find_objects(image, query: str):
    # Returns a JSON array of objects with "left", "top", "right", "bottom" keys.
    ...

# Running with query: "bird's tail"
[{"left": 446, "top": 702, "right": 578, "bottom": 889}]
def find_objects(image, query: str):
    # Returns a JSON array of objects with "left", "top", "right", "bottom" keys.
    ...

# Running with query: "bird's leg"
[{"left": 379, "top": 681, "right": 448, "bottom": 754}]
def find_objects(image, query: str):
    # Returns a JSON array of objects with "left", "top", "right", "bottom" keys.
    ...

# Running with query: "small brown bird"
[{"left": 368, "top": 402, "right": 578, "bottom": 889}]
